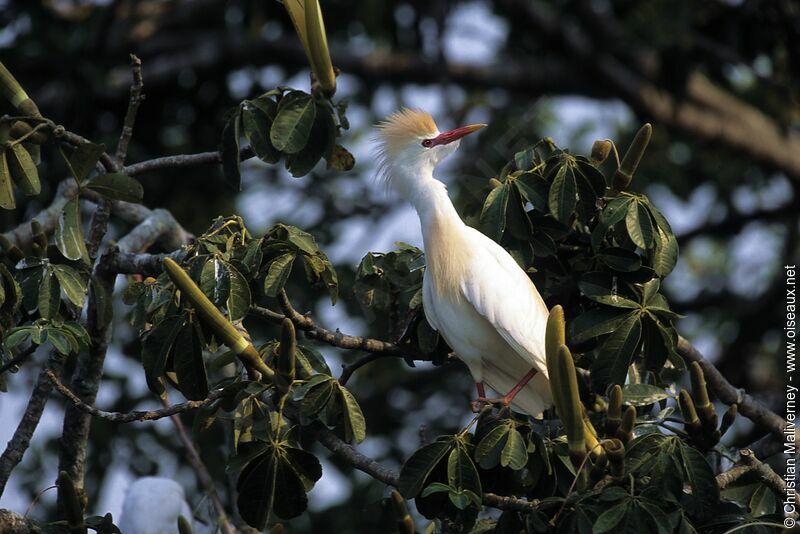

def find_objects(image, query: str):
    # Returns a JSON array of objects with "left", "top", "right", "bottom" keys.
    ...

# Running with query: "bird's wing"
[{"left": 459, "top": 227, "right": 550, "bottom": 373}]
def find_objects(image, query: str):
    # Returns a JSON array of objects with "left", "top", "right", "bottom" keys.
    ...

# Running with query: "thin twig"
[
  {"left": 115, "top": 54, "right": 144, "bottom": 165},
  {"left": 339, "top": 353, "right": 389, "bottom": 385},
  {"left": 123, "top": 146, "right": 254, "bottom": 177},
  {"left": 0, "top": 352, "right": 66, "bottom": 498},
  {"left": 161, "top": 396, "right": 236, "bottom": 534},
  {"left": 47, "top": 370, "right": 227, "bottom": 423}
]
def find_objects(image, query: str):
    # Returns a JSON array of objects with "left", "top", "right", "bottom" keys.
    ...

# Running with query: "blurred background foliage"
[{"left": 0, "top": 0, "right": 797, "bottom": 532}]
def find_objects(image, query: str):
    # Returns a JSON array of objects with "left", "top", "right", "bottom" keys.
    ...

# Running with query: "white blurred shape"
[{"left": 117, "top": 477, "right": 195, "bottom": 534}]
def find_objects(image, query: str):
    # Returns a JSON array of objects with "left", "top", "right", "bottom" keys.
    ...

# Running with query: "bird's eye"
[{"left": 421, "top": 139, "right": 434, "bottom": 148}]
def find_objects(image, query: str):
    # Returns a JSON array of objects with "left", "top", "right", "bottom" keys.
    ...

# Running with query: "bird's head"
[{"left": 375, "top": 109, "right": 486, "bottom": 199}]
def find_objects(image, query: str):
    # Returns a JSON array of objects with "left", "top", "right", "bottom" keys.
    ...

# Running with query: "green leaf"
[
  {"left": 142, "top": 316, "right": 184, "bottom": 396},
  {"left": 45, "top": 328, "right": 71, "bottom": 354},
  {"left": 236, "top": 448, "right": 311, "bottom": 528},
  {"left": 0, "top": 151, "right": 16, "bottom": 209},
  {"left": 679, "top": 442, "right": 719, "bottom": 506},
  {"left": 597, "top": 247, "right": 642, "bottom": 273},
  {"left": 638, "top": 502, "right": 672, "bottom": 534},
  {"left": 55, "top": 197, "right": 88, "bottom": 262},
  {"left": 8, "top": 144, "right": 40, "bottom": 195},
  {"left": 285, "top": 103, "right": 335, "bottom": 177},
  {"left": 649, "top": 204, "right": 678, "bottom": 277},
  {"left": 66, "top": 142, "right": 105, "bottom": 182},
  {"left": 85, "top": 173, "right": 144, "bottom": 203},
  {"left": 548, "top": 163, "right": 577, "bottom": 223},
  {"left": 52, "top": 265, "right": 87, "bottom": 308},
  {"left": 326, "top": 144, "right": 355, "bottom": 171},
  {"left": 479, "top": 183, "right": 509, "bottom": 242},
  {"left": 514, "top": 172, "right": 549, "bottom": 212},
  {"left": 420, "top": 482, "right": 451, "bottom": 498},
  {"left": 622, "top": 384, "right": 670, "bottom": 406},
  {"left": 242, "top": 98, "right": 279, "bottom": 164},
  {"left": 398, "top": 440, "right": 454, "bottom": 498},
  {"left": 591, "top": 312, "right": 642, "bottom": 390},
  {"left": 220, "top": 111, "right": 242, "bottom": 191},
  {"left": 591, "top": 197, "right": 632, "bottom": 249},
  {"left": 270, "top": 91, "right": 317, "bottom": 153},
  {"left": 571, "top": 308, "right": 636, "bottom": 345},
  {"left": 474, "top": 424, "right": 510, "bottom": 469},
  {"left": 225, "top": 263, "right": 251, "bottom": 323},
  {"left": 624, "top": 433, "right": 669, "bottom": 475},
  {"left": 263, "top": 253, "right": 296, "bottom": 297},
  {"left": 626, "top": 200, "right": 654, "bottom": 249},
  {"left": 500, "top": 427, "right": 528, "bottom": 470},
  {"left": 447, "top": 444, "right": 482, "bottom": 498},
  {"left": 579, "top": 272, "right": 640, "bottom": 309},
  {"left": 593, "top": 502, "right": 629, "bottom": 534},
  {"left": 749, "top": 483, "right": 776, "bottom": 517},
  {"left": 173, "top": 322, "right": 209, "bottom": 400},
  {"left": 338, "top": 384, "right": 366, "bottom": 444},
  {"left": 38, "top": 268, "right": 60, "bottom": 320}
]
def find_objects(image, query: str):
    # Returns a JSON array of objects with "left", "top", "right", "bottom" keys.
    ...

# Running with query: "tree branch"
[
  {"left": 106, "top": 249, "right": 186, "bottom": 276},
  {"left": 46, "top": 370, "right": 227, "bottom": 423},
  {"left": 0, "top": 345, "right": 37, "bottom": 376},
  {"left": 0, "top": 351, "right": 66, "bottom": 498},
  {"left": 676, "top": 336, "right": 788, "bottom": 441},
  {"left": 122, "top": 145, "right": 254, "bottom": 177},
  {"left": 115, "top": 54, "right": 144, "bottom": 165},
  {"left": 715, "top": 449, "right": 799, "bottom": 515}
]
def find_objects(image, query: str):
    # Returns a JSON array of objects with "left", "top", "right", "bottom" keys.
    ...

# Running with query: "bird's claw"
[{"left": 471, "top": 396, "right": 511, "bottom": 413}]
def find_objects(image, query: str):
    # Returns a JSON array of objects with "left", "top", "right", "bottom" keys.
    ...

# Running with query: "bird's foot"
[{"left": 471, "top": 396, "right": 511, "bottom": 413}]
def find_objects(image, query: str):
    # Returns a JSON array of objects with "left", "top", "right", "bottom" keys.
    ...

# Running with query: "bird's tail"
[{"left": 483, "top": 357, "right": 553, "bottom": 418}]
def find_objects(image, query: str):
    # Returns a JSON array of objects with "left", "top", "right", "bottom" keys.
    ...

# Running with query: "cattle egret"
[
  {"left": 118, "top": 477, "right": 199, "bottom": 534},
  {"left": 376, "top": 109, "right": 552, "bottom": 417}
]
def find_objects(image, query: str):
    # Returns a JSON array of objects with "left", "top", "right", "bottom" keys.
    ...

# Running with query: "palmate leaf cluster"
[{"left": 351, "top": 138, "right": 782, "bottom": 532}]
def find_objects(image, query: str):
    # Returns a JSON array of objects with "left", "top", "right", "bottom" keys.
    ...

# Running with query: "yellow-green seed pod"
[
  {"left": 719, "top": 404, "right": 737, "bottom": 436},
  {"left": 557, "top": 344, "right": 586, "bottom": 465},
  {"left": 605, "top": 384, "right": 623, "bottom": 437},
  {"left": 615, "top": 405, "right": 635, "bottom": 444},
  {"left": 177, "top": 516, "right": 193, "bottom": 534},
  {"left": 304, "top": 0, "right": 336, "bottom": 96},
  {"left": 390, "top": 490, "right": 414, "bottom": 534},
  {"left": 589, "top": 449, "right": 609, "bottom": 483},
  {"left": 277, "top": 318, "right": 297, "bottom": 394},
  {"left": 163, "top": 258, "right": 274, "bottom": 380},
  {"left": 591, "top": 139, "right": 613, "bottom": 164},
  {"left": 57, "top": 471, "right": 85, "bottom": 532},
  {"left": 690, "top": 361, "right": 718, "bottom": 430},
  {"left": 0, "top": 234, "right": 23, "bottom": 261},
  {"left": 679, "top": 390, "right": 703, "bottom": 442},
  {"left": 545, "top": 305, "right": 567, "bottom": 420},
  {"left": 0, "top": 61, "right": 30, "bottom": 110},
  {"left": 612, "top": 123, "right": 652, "bottom": 192}
]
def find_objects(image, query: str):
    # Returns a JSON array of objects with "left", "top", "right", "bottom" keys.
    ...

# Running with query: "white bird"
[
  {"left": 117, "top": 477, "right": 199, "bottom": 534},
  {"left": 376, "top": 109, "right": 552, "bottom": 417}
]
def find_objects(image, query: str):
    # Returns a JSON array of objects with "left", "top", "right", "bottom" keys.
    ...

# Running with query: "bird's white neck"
[{"left": 408, "top": 174, "right": 465, "bottom": 242}]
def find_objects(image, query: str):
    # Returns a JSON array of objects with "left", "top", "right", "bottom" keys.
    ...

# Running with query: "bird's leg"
[
  {"left": 500, "top": 367, "right": 538, "bottom": 406},
  {"left": 471, "top": 382, "right": 489, "bottom": 412}
]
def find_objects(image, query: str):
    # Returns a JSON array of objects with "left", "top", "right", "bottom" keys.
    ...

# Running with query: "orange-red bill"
[{"left": 426, "top": 123, "right": 487, "bottom": 147}]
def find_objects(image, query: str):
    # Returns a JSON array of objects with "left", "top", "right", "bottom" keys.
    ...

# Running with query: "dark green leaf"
[
  {"left": 338, "top": 384, "right": 366, "bottom": 444},
  {"left": 591, "top": 197, "right": 632, "bottom": 249},
  {"left": 597, "top": 247, "right": 642, "bottom": 273},
  {"left": 474, "top": 424, "right": 509, "bottom": 469},
  {"left": 749, "top": 484, "right": 776, "bottom": 517},
  {"left": 225, "top": 263, "right": 250, "bottom": 323},
  {"left": 0, "top": 151, "right": 14, "bottom": 209},
  {"left": 38, "top": 268, "right": 60, "bottom": 320},
  {"left": 286, "top": 103, "right": 335, "bottom": 177},
  {"left": 142, "top": 316, "right": 184, "bottom": 397},
  {"left": 67, "top": 142, "right": 105, "bottom": 182},
  {"left": 263, "top": 253, "right": 296, "bottom": 297},
  {"left": 447, "top": 444, "right": 482, "bottom": 497},
  {"left": 622, "top": 384, "right": 670, "bottom": 406},
  {"left": 46, "top": 328, "right": 71, "bottom": 355},
  {"left": 626, "top": 201, "right": 654, "bottom": 249},
  {"left": 220, "top": 111, "right": 242, "bottom": 191},
  {"left": 173, "top": 322, "right": 209, "bottom": 400},
  {"left": 548, "top": 163, "right": 577, "bottom": 223},
  {"left": 55, "top": 197, "right": 88, "bottom": 262},
  {"left": 9, "top": 144, "right": 40, "bottom": 195},
  {"left": 591, "top": 312, "right": 642, "bottom": 390},
  {"left": 398, "top": 440, "right": 454, "bottom": 498},
  {"left": 570, "top": 308, "right": 636, "bottom": 345},
  {"left": 270, "top": 91, "right": 316, "bottom": 153},
  {"left": 500, "top": 427, "right": 528, "bottom": 470},
  {"left": 679, "top": 443, "right": 719, "bottom": 505},
  {"left": 242, "top": 98, "right": 279, "bottom": 164},
  {"left": 514, "top": 172, "right": 549, "bottom": 212},
  {"left": 85, "top": 173, "right": 144, "bottom": 203},
  {"left": 480, "top": 183, "right": 509, "bottom": 242},
  {"left": 52, "top": 265, "right": 86, "bottom": 308},
  {"left": 593, "top": 502, "right": 629, "bottom": 534}
]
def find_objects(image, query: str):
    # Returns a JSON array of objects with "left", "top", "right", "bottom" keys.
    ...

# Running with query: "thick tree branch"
[
  {"left": 0, "top": 351, "right": 66, "bottom": 498},
  {"left": 0, "top": 345, "right": 37, "bottom": 376},
  {"left": 123, "top": 146, "right": 254, "bottom": 177},
  {"left": 47, "top": 370, "right": 226, "bottom": 423},
  {"left": 677, "top": 336, "right": 788, "bottom": 440},
  {"left": 715, "top": 449, "right": 799, "bottom": 515},
  {"left": 106, "top": 249, "right": 186, "bottom": 276}
]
